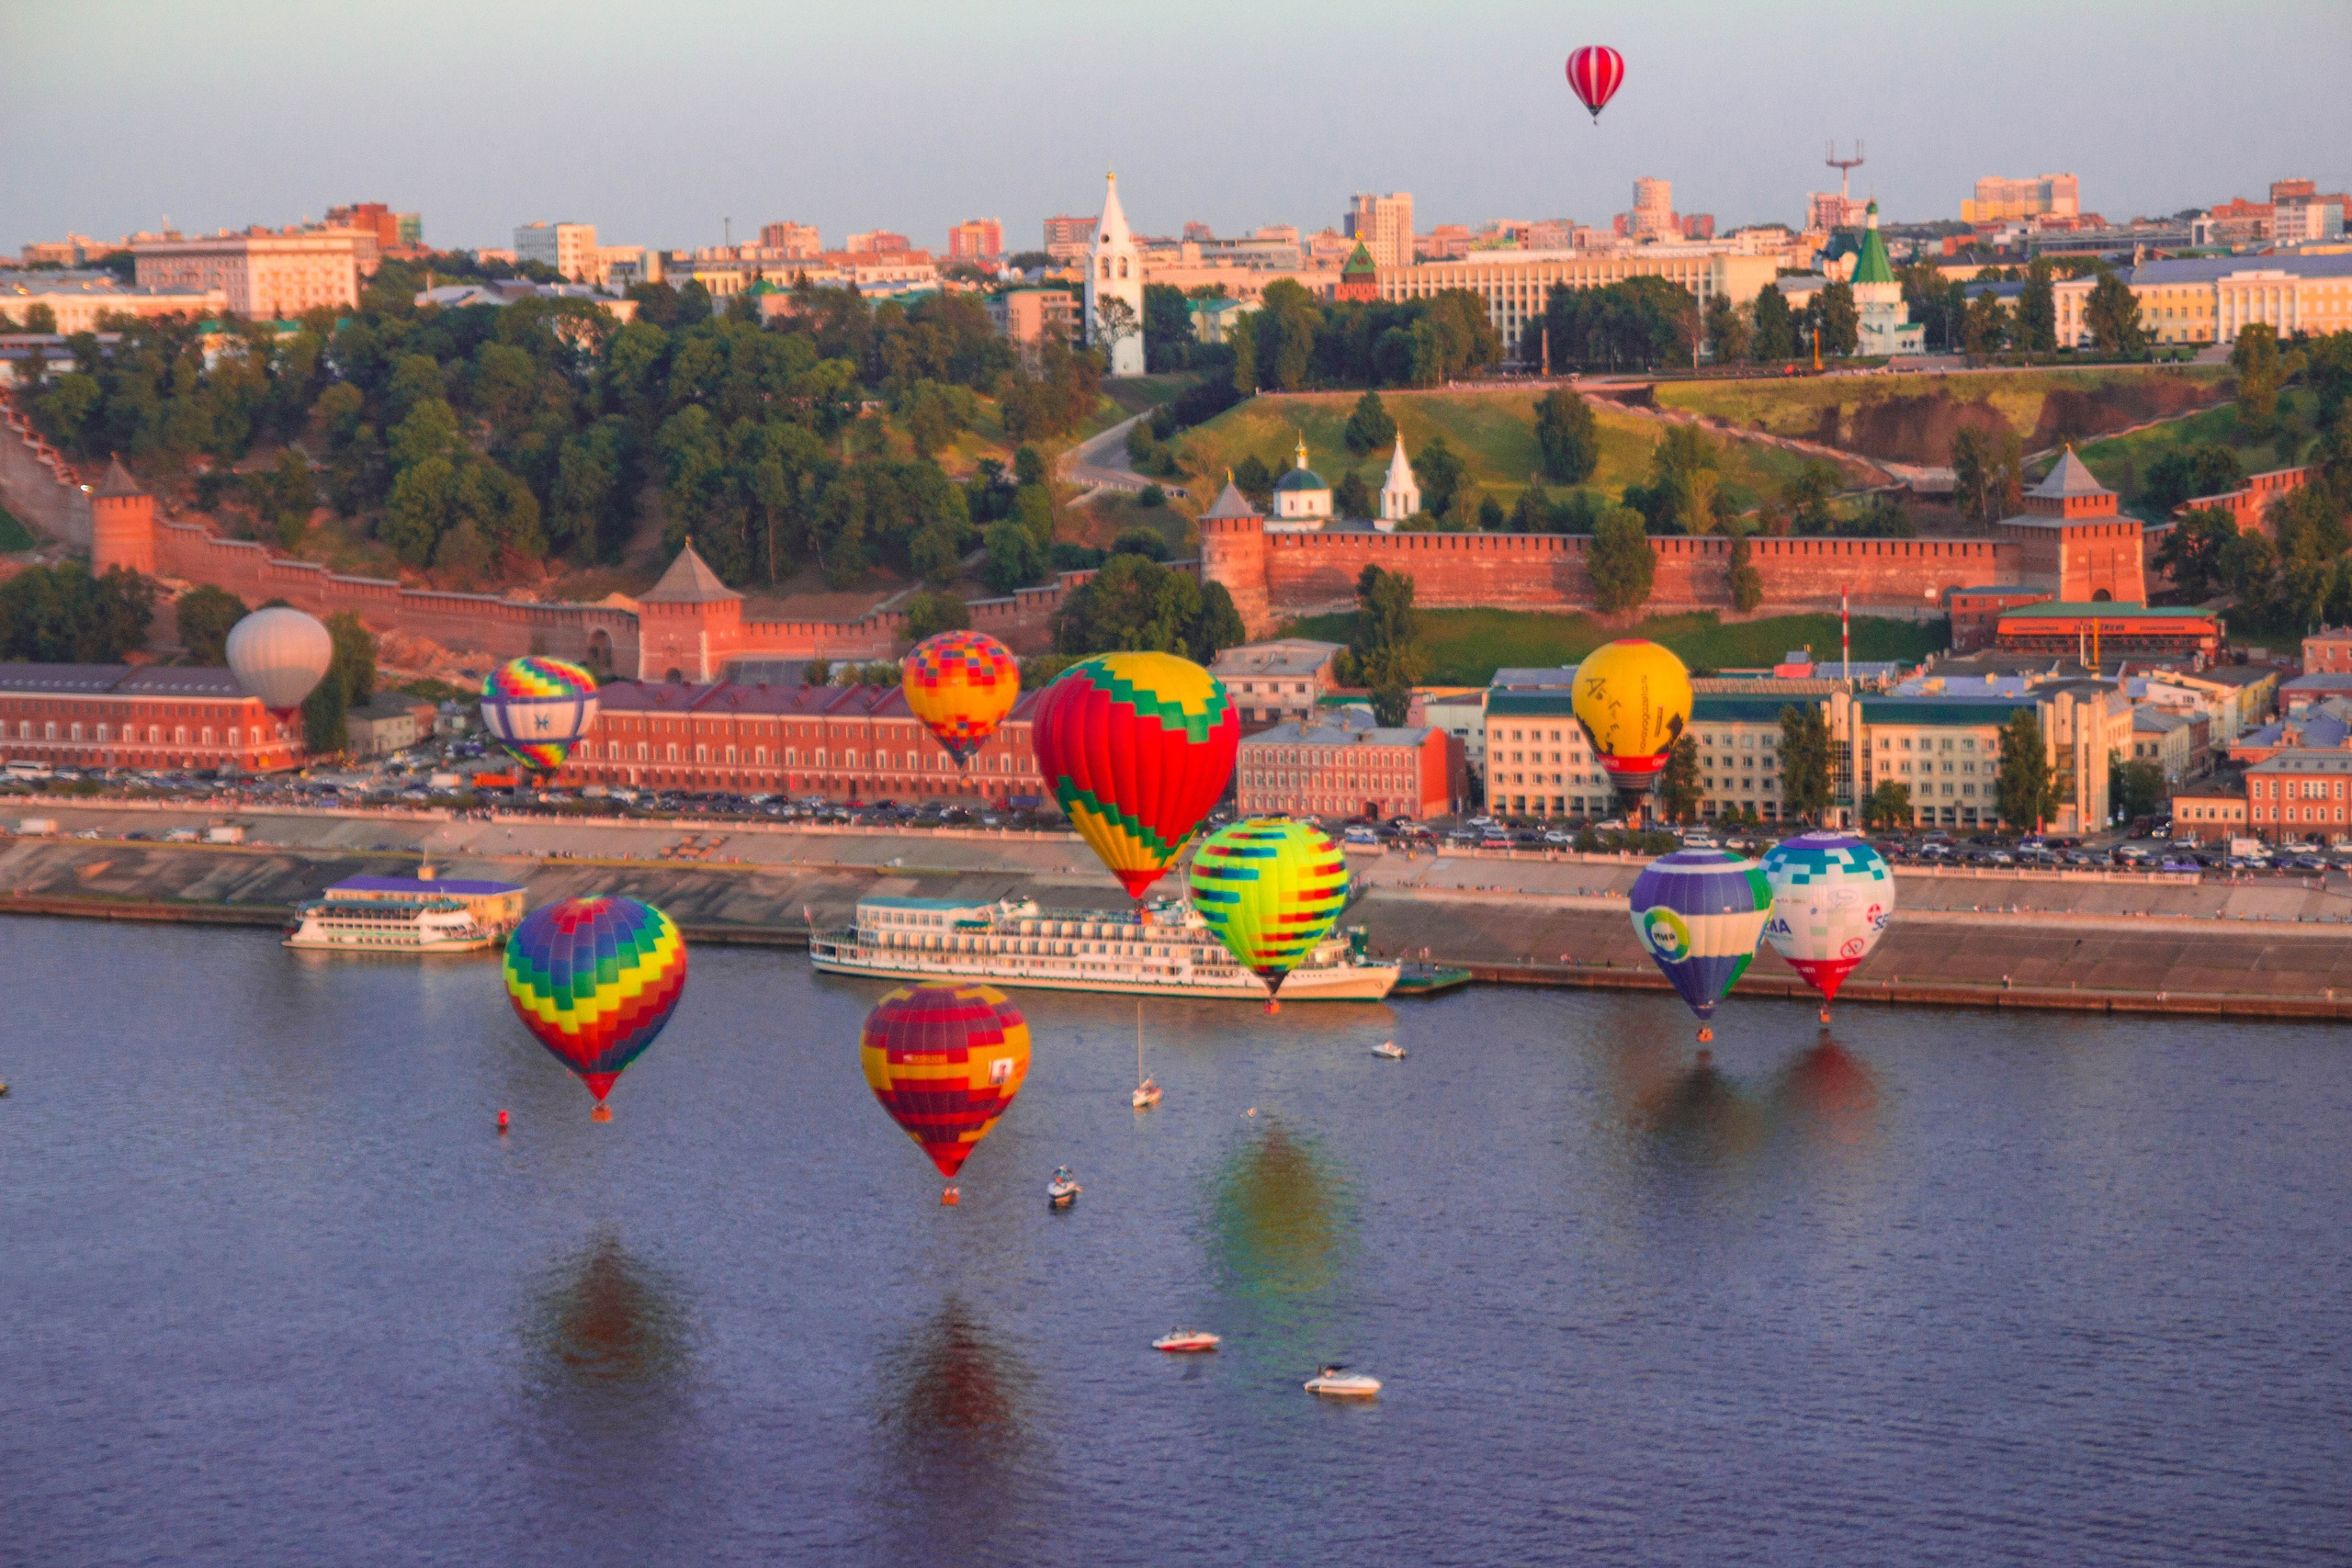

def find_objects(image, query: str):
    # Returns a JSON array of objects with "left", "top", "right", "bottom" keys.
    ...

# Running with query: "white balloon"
[
  {"left": 1758, "top": 831, "right": 1895, "bottom": 1003},
  {"left": 225, "top": 606, "right": 334, "bottom": 713}
]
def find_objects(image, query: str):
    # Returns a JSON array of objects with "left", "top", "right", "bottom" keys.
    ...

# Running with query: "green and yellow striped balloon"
[{"left": 1186, "top": 819, "right": 1351, "bottom": 1001}]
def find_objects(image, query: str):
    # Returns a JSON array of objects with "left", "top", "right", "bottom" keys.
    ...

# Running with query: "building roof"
[
  {"left": 640, "top": 540, "right": 741, "bottom": 604},
  {"left": 93, "top": 456, "right": 144, "bottom": 499},
  {"left": 2246, "top": 750, "right": 2352, "bottom": 774},
  {"left": 1342, "top": 242, "right": 1377, "bottom": 277},
  {"left": 1483, "top": 691, "right": 1577, "bottom": 718},
  {"left": 1272, "top": 466, "right": 1328, "bottom": 492},
  {"left": 1851, "top": 205, "right": 1894, "bottom": 286},
  {"left": 2236, "top": 713, "right": 2350, "bottom": 750},
  {"left": 1209, "top": 638, "right": 1342, "bottom": 679},
  {"left": 1997, "top": 602, "right": 2215, "bottom": 622},
  {"left": 1243, "top": 716, "right": 1433, "bottom": 750},
  {"left": 332, "top": 874, "right": 525, "bottom": 897},
  {"left": 0, "top": 662, "right": 134, "bottom": 694},
  {"left": 2030, "top": 448, "right": 2112, "bottom": 500},
  {"left": 2118, "top": 254, "right": 2352, "bottom": 286},
  {"left": 591, "top": 677, "right": 1043, "bottom": 723},
  {"left": 2133, "top": 708, "right": 2198, "bottom": 734},
  {"left": 1489, "top": 666, "right": 1579, "bottom": 691},
  {"left": 1201, "top": 479, "right": 1259, "bottom": 520},
  {"left": 1854, "top": 697, "right": 2034, "bottom": 726},
  {"left": 115, "top": 666, "right": 254, "bottom": 697}
]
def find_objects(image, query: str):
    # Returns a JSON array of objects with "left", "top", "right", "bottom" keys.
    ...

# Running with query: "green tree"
[
  {"left": 904, "top": 587, "right": 969, "bottom": 640},
  {"left": 802, "top": 657, "right": 832, "bottom": 686},
  {"left": 1726, "top": 530, "right": 1763, "bottom": 612},
  {"left": 302, "top": 664, "right": 348, "bottom": 755},
  {"left": 1533, "top": 389, "right": 1599, "bottom": 484},
  {"left": 1704, "top": 294, "right": 1753, "bottom": 366},
  {"left": 0, "top": 562, "right": 155, "bottom": 661},
  {"left": 2085, "top": 273, "right": 2145, "bottom": 356},
  {"left": 1783, "top": 458, "right": 1842, "bottom": 534},
  {"left": 1961, "top": 293, "right": 2012, "bottom": 356},
  {"left": 1052, "top": 553, "right": 1237, "bottom": 662},
  {"left": 1815, "top": 282, "right": 1860, "bottom": 356},
  {"left": 1995, "top": 708, "right": 2059, "bottom": 829},
  {"left": 2144, "top": 443, "right": 2245, "bottom": 515},
  {"left": 1587, "top": 504, "right": 1655, "bottom": 614},
  {"left": 1233, "top": 452, "right": 1275, "bottom": 506},
  {"left": 1334, "top": 468, "right": 1374, "bottom": 519},
  {"left": 1345, "top": 564, "right": 1424, "bottom": 689},
  {"left": 1342, "top": 390, "right": 1396, "bottom": 454},
  {"left": 1012, "top": 482, "right": 1055, "bottom": 547},
  {"left": 2110, "top": 752, "right": 2166, "bottom": 819},
  {"left": 2155, "top": 506, "right": 2238, "bottom": 601},
  {"left": 981, "top": 518, "right": 1047, "bottom": 593},
  {"left": 1751, "top": 285, "right": 1796, "bottom": 362},
  {"left": 1862, "top": 780, "right": 1914, "bottom": 830},
  {"left": 1415, "top": 434, "right": 1466, "bottom": 518},
  {"left": 2231, "top": 322, "right": 2285, "bottom": 442},
  {"left": 1951, "top": 426, "right": 2024, "bottom": 524},
  {"left": 1141, "top": 283, "right": 1195, "bottom": 372},
  {"left": 2017, "top": 260, "right": 2058, "bottom": 353},
  {"left": 1657, "top": 735, "right": 1702, "bottom": 824},
  {"left": 175, "top": 585, "right": 248, "bottom": 664},
  {"left": 253, "top": 448, "right": 318, "bottom": 548},
  {"left": 1778, "top": 704, "right": 1835, "bottom": 824},
  {"left": 324, "top": 609, "right": 376, "bottom": 705}
]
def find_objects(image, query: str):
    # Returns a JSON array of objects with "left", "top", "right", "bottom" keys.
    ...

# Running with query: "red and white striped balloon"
[{"left": 1565, "top": 46, "right": 1624, "bottom": 122}]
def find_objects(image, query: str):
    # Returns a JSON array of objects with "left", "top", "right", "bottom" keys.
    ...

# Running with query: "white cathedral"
[{"left": 1085, "top": 171, "right": 1146, "bottom": 378}]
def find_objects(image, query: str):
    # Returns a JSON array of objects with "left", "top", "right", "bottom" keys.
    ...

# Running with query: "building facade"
[
  {"left": 1345, "top": 192, "right": 1415, "bottom": 270},
  {"left": 2052, "top": 254, "right": 2352, "bottom": 348},
  {"left": 131, "top": 228, "right": 368, "bottom": 320},
  {"left": 0, "top": 663, "right": 306, "bottom": 773},
  {"left": 1962, "top": 174, "right": 2080, "bottom": 224},
  {"left": 946, "top": 220, "right": 1003, "bottom": 262},
  {"left": 1235, "top": 710, "right": 1459, "bottom": 821},
  {"left": 1084, "top": 174, "right": 1146, "bottom": 377},
  {"left": 1990, "top": 450, "right": 2147, "bottom": 604},
  {"left": 1376, "top": 245, "right": 1784, "bottom": 360},
  {"left": 2245, "top": 750, "right": 2352, "bottom": 843},
  {"left": 0, "top": 270, "right": 225, "bottom": 334},
  {"left": 986, "top": 288, "right": 1079, "bottom": 349},
  {"left": 514, "top": 223, "right": 599, "bottom": 283},
  {"left": 1209, "top": 638, "right": 1342, "bottom": 734}
]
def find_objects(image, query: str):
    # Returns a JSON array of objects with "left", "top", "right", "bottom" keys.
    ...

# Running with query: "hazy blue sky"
[{"left": 10, "top": 0, "right": 2348, "bottom": 256}]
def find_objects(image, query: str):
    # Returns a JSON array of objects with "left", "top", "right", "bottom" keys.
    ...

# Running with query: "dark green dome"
[{"left": 1274, "top": 467, "right": 1328, "bottom": 491}]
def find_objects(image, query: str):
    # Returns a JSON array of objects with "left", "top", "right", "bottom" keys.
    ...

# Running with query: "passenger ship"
[
  {"left": 283, "top": 894, "right": 503, "bottom": 953},
  {"left": 809, "top": 895, "right": 1399, "bottom": 1002}
]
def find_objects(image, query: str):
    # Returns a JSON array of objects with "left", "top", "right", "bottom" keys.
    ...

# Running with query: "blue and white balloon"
[{"left": 1629, "top": 848, "right": 1773, "bottom": 1040}]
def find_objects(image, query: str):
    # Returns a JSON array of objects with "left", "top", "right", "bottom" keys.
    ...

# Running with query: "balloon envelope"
[
  {"left": 1571, "top": 639, "right": 1692, "bottom": 798},
  {"left": 1030, "top": 651, "right": 1238, "bottom": 900},
  {"left": 481, "top": 656, "right": 600, "bottom": 773},
  {"left": 1187, "top": 818, "right": 1351, "bottom": 996},
  {"left": 902, "top": 630, "right": 1019, "bottom": 766},
  {"left": 860, "top": 981, "right": 1032, "bottom": 1179},
  {"left": 1629, "top": 849, "right": 1772, "bottom": 1021},
  {"left": 1759, "top": 832, "right": 1894, "bottom": 1003},
  {"left": 225, "top": 606, "right": 333, "bottom": 715},
  {"left": 504, "top": 896, "right": 688, "bottom": 1102},
  {"left": 1566, "top": 45, "right": 1625, "bottom": 120}
]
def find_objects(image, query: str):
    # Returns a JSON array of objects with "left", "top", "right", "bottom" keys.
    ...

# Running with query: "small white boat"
[
  {"left": 1373, "top": 1040, "right": 1406, "bottom": 1060},
  {"left": 1132, "top": 1002, "right": 1161, "bottom": 1109},
  {"left": 1047, "top": 1167, "right": 1080, "bottom": 1207},
  {"left": 1304, "top": 1364, "right": 1382, "bottom": 1398},
  {"left": 1151, "top": 1329, "right": 1220, "bottom": 1353}
]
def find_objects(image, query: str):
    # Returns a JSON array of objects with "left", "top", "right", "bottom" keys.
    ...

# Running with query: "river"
[{"left": 3, "top": 918, "right": 2346, "bottom": 1566}]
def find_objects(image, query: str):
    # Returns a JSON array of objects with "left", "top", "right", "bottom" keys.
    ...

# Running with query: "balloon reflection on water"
[
  {"left": 1770, "top": 1031, "right": 1883, "bottom": 1149},
  {"left": 523, "top": 1231, "right": 695, "bottom": 1391},
  {"left": 1211, "top": 1119, "right": 1350, "bottom": 1302},
  {"left": 872, "top": 1298, "right": 1038, "bottom": 1551}
]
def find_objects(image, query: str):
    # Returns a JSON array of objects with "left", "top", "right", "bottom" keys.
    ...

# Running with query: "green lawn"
[
  {"left": 2073, "top": 389, "right": 2314, "bottom": 504},
  {"left": 1171, "top": 389, "right": 1812, "bottom": 516},
  {"left": 0, "top": 503, "right": 37, "bottom": 553},
  {"left": 1654, "top": 366, "right": 2231, "bottom": 448},
  {"left": 1283, "top": 607, "right": 1950, "bottom": 686}
]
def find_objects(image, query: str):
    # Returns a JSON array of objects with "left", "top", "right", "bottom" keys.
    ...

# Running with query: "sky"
[{"left": 9, "top": 0, "right": 2350, "bottom": 257}]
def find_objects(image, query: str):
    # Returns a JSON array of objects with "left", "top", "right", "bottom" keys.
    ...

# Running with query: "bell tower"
[{"left": 1085, "top": 171, "right": 1146, "bottom": 378}]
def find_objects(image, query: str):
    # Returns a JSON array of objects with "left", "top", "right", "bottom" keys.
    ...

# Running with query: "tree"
[
  {"left": 2155, "top": 506, "right": 2238, "bottom": 602},
  {"left": 802, "top": 658, "right": 832, "bottom": 686},
  {"left": 1752, "top": 285, "right": 1796, "bottom": 362},
  {"left": 0, "top": 562, "right": 155, "bottom": 662},
  {"left": 1415, "top": 434, "right": 1466, "bottom": 519},
  {"left": 2110, "top": 752, "right": 2166, "bottom": 820},
  {"left": 1141, "top": 283, "right": 1194, "bottom": 372},
  {"left": 2144, "top": 443, "right": 2245, "bottom": 516},
  {"left": 1370, "top": 681, "right": 1411, "bottom": 728},
  {"left": 1705, "top": 294, "right": 1753, "bottom": 367},
  {"left": 1657, "top": 735, "right": 1702, "bottom": 824},
  {"left": 1815, "top": 283, "right": 1860, "bottom": 357},
  {"left": 2017, "top": 260, "right": 2058, "bottom": 354},
  {"left": 1587, "top": 504, "right": 1655, "bottom": 614},
  {"left": 1342, "top": 390, "right": 1396, "bottom": 454},
  {"left": 904, "top": 587, "right": 970, "bottom": 640},
  {"left": 1250, "top": 279, "right": 1321, "bottom": 391},
  {"left": 1961, "top": 293, "right": 2012, "bottom": 357},
  {"left": 1951, "top": 426, "right": 2024, "bottom": 525},
  {"left": 1726, "top": 531, "right": 1764, "bottom": 612},
  {"left": 2232, "top": 322, "right": 2285, "bottom": 442},
  {"left": 1778, "top": 704, "right": 1835, "bottom": 824},
  {"left": 1533, "top": 389, "right": 1599, "bottom": 484},
  {"left": 1995, "top": 707, "right": 2059, "bottom": 830},
  {"left": 1111, "top": 526, "right": 1169, "bottom": 561},
  {"left": 1333, "top": 469, "right": 1374, "bottom": 520},
  {"left": 1233, "top": 453, "right": 1274, "bottom": 505},
  {"left": 253, "top": 448, "right": 318, "bottom": 548},
  {"left": 175, "top": 585, "right": 248, "bottom": 664},
  {"left": 1783, "top": 458, "right": 1841, "bottom": 534},
  {"left": 1862, "top": 780, "right": 1914, "bottom": 830},
  {"left": 982, "top": 519, "right": 1047, "bottom": 593},
  {"left": 1053, "top": 554, "right": 1239, "bottom": 663},
  {"left": 302, "top": 664, "right": 348, "bottom": 755},
  {"left": 1094, "top": 295, "right": 1139, "bottom": 368},
  {"left": 1346, "top": 565, "right": 1423, "bottom": 688},
  {"left": 2085, "top": 273, "right": 2145, "bottom": 357},
  {"left": 324, "top": 609, "right": 376, "bottom": 705}
]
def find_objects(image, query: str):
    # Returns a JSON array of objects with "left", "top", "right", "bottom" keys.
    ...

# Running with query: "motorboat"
[
  {"left": 1047, "top": 1167, "right": 1080, "bottom": 1207},
  {"left": 1373, "top": 1040, "right": 1406, "bottom": 1060},
  {"left": 1132, "top": 1078, "right": 1161, "bottom": 1110},
  {"left": 1304, "top": 1364, "right": 1382, "bottom": 1398},
  {"left": 1151, "top": 1329, "right": 1220, "bottom": 1353}
]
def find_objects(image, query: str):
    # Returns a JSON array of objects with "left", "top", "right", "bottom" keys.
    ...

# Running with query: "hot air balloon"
[
  {"left": 1030, "top": 651, "right": 1239, "bottom": 902},
  {"left": 225, "top": 606, "right": 333, "bottom": 717},
  {"left": 503, "top": 896, "right": 688, "bottom": 1120},
  {"left": 1571, "top": 638, "right": 1692, "bottom": 818},
  {"left": 1187, "top": 818, "right": 1351, "bottom": 1012},
  {"left": 481, "top": 656, "right": 600, "bottom": 776},
  {"left": 1629, "top": 848, "right": 1771, "bottom": 1043},
  {"left": 1566, "top": 45, "right": 1625, "bottom": 123},
  {"left": 902, "top": 630, "right": 1019, "bottom": 769},
  {"left": 860, "top": 981, "right": 1031, "bottom": 1199},
  {"left": 1759, "top": 831, "right": 1894, "bottom": 1021}
]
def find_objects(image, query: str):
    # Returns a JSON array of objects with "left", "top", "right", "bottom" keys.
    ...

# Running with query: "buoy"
[
  {"left": 1697, "top": 1026, "right": 1713, "bottom": 1043},
  {"left": 590, "top": 1103, "right": 612, "bottom": 1123},
  {"left": 496, "top": 1109, "right": 510, "bottom": 1134},
  {"left": 941, "top": 1185, "right": 961, "bottom": 1206}
]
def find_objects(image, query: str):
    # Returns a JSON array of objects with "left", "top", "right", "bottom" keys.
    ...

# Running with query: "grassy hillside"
[
  {"left": 2072, "top": 389, "right": 2315, "bottom": 505},
  {"left": 1170, "top": 389, "right": 1813, "bottom": 515},
  {"left": 1654, "top": 366, "right": 2232, "bottom": 465},
  {"left": 1282, "top": 607, "right": 1949, "bottom": 686}
]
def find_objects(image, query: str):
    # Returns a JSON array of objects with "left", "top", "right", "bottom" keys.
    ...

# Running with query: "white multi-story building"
[
  {"left": 1084, "top": 172, "right": 1145, "bottom": 377},
  {"left": 1376, "top": 243, "right": 1785, "bottom": 361},
  {"left": 514, "top": 222, "right": 599, "bottom": 283},
  {"left": 130, "top": 228, "right": 368, "bottom": 320}
]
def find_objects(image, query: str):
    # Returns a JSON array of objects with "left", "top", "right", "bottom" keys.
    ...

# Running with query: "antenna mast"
[{"left": 1825, "top": 141, "right": 1866, "bottom": 205}]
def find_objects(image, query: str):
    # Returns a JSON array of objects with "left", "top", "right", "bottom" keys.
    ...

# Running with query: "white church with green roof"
[{"left": 1849, "top": 201, "right": 1925, "bottom": 357}]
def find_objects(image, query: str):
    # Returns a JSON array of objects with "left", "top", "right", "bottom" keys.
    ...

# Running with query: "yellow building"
[
  {"left": 1376, "top": 245, "right": 1785, "bottom": 358},
  {"left": 2053, "top": 256, "right": 2352, "bottom": 347}
]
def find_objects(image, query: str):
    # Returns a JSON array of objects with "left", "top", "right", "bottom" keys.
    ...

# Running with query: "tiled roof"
[
  {"left": 2030, "top": 449, "right": 2112, "bottom": 500},
  {"left": 640, "top": 541, "right": 741, "bottom": 604},
  {"left": 2246, "top": 750, "right": 2352, "bottom": 774},
  {"left": 1201, "top": 480, "right": 1260, "bottom": 520}
]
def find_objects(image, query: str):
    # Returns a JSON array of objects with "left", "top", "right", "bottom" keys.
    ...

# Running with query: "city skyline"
[{"left": 8, "top": 0, "right": 2349, "bottom": 255}]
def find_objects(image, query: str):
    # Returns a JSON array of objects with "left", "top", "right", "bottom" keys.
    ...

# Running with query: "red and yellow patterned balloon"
[
  {"left": 860, "top": 981, "right": 1032, "bottom": 1181},
  {"left": 1187, "top": 818, "right": 1351, "bottom": 1002},
  {"left": 503, "top": 896, "right": 688, "bottom": 1109},
  {"left": 902, "top": 630, "right": 1019, "bottom": 767},
  {"left": 1030, "top": 652, "right": 1238, "bottom": 901}
]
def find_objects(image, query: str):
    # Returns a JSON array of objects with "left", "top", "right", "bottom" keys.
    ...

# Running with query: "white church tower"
[
  {"left": 1086, "top": 170, "right": 1146, "bottom": 378},
  {"left": 1380, "top": 436, "right": 1421, "bottom": 525}
]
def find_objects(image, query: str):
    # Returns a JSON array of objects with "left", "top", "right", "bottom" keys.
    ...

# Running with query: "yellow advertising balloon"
[{"left": 1570, "top": 638, "right": 1692, "bottom": 799}]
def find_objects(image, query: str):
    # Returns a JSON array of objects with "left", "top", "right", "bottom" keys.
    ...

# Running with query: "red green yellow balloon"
[
  {"left": 1187, "top": 818, "right": 1351, "bottom": 998},
  {"left": 860, "top": 981, "right": 1032, "bottom": 1181},
  {"left": 503, "top": 896, "right": 688, "bottom": 1108},
  {"left": 1030, "top": 652, "right": 1238, "bottom": 900},
  {"left": 902, "top": 630, "right": 1019, "bottom": 766},
  {"left": 1571, "top": 638, "right": 1692, "bottom": 799}
]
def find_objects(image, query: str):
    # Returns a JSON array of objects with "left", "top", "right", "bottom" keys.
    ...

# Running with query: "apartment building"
[{"left": 131, "top": 227, "right": 368, "bottom": 319}]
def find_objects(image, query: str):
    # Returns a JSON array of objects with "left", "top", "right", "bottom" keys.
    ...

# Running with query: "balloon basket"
[
  {"left": 496, "top": 1109, "right": 509, "bottom": 1134},
  {"left": 1818, "top": 1007, "right": 1833, "bottom": 1025},
  {"left": 1696, "top": 1026, "right": 1713, "bottom": 1043},
  {"left": 941, "top": 1186, "right": 961, "bottom": 1207},
  {"left": 590, "top": 1103, "right": 612, "bottom": 1123},
  {"left": 1263, "top": 999, "right": 1280, "bottom": 1015}
]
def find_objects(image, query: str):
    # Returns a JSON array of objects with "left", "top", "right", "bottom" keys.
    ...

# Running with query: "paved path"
[{"left": 1062, "top": 412, "right": 1156, "bottom": 495}]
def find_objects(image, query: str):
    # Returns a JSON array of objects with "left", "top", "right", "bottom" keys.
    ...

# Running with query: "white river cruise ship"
[
  {"left": 810, "top": 896, "right": 1399, "bottom": 1002},
  {"left": 283, "top": 870, "right": 527, "bottom": 955}
]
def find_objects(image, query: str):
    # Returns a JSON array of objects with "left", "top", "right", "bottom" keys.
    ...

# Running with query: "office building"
[
  {"left": 1209, "top": 639, "right": 1342, "bottom": 733},
  {"left": 946, "top": 219, "right": 1003, "bottom": 262},
  {"left": 514, "top": 222, "right": 598, "bottom": 283},
  {"left": 130, "top": 227, "right": 369, "bottom": 320},
  {"left": 759, "top": 221, "right": 822, "bottom": 256},
  {"left": 1236, "top": 707, "right": 1462, "bottom": 821},
  {"left": 1344, "top": 192, "right": 1415, "bottom": 269},
  {"left": 846, "top": 230, "right": 911, "bottom": 254},
  {"left": 1042, "top": 215, "right": 1097, "bottom": 260},
  {"left": 1962, "top": 174, "right": 2080, "bottom": 224}
]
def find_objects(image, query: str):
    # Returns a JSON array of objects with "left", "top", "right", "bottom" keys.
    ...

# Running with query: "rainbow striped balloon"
[
  {"left": 902, "top": 630, "right": 1019, "bottom": 765},
  {"left": 859, "top": 981, "right": 1031, "bottom": 1181},
  {"left": 503, "top": 897, "right": 688, "bottom": 1104},
  {"left": 481, "top": 656, "right": 600, "bottom": 773},
  {"left": 1187, "top": 819, "right": 1351, "bottom": 998},
  {"left": 1030, "top": 652, "right": 1238, "bottom": 900}
]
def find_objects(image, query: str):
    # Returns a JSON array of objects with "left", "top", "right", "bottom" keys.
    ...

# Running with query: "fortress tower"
[
  {"left": 1197, "top": 478, "right": 1272, "bottom": 637},
  {"left": 89, "top": 457, "right": 156, "bottom": 577},
  {"left": 1993, "top": 448, "right": 2144, "bottom": 604},
  {"left": 634, "top": 539, "right": 745, "bottom": 682}
]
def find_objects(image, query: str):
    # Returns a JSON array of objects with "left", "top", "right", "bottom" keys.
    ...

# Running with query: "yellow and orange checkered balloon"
[{"left": 901, "top": 631, "right": 1019, "bottom": 767}]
